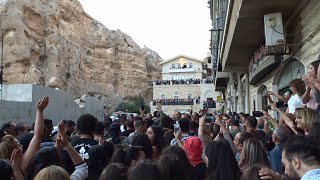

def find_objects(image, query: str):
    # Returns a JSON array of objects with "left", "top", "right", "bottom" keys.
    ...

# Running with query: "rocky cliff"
[{"left": 0, "top": 0, "right": 162, "bottom": 111}]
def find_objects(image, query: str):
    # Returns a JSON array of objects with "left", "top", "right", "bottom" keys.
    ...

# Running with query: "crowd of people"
[
  {"left": 154, "top": 78, "right": 214, "bottom": 85},
  {"left": 152, "top": 98, "right": 195, "bottom": 106},
  {"left": 1, "top": 59, "right": 320, "bottom": 180}
]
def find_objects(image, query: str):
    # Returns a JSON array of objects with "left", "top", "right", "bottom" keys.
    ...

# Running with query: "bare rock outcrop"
[{"left": 0, "top": 0, "right": 162, "bottom": 111}]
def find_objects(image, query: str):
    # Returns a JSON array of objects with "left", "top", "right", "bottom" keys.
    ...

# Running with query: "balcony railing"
[
  {"left": 152, "top": 99, "right": 194, "bottom": 106},
  {"left": 203, "top": 100, "right": 216, "bottom": 108},
  {"left": 152, "top": 79, "right": 214, "bottom": 86}
]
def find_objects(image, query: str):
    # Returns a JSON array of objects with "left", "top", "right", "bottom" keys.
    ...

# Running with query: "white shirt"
[
  {"left": 301, "top": 169, "right": 320, "bottom": 180},
  {"left": 287, "top": 94, "right": 303, "bottom": 113}
]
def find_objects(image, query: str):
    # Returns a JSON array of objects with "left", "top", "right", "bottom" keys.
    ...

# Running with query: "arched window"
[
  {"left": 189, "top": 63, "right": 193, "bottom": 68},
  {"left": 172, "top": 64, "right": 175, "bottom": 69},
  {"left": 174, "top": 90, "right": 179, "bottom": 99},
  {"left": 178, "top": 63, "right": 181, "bottom": 69},
  {"left": 257, "top": 85, "right": 268, "bottom": 111},
  {"left": 278, "top": 59, "right": 305, "bottom": 89}
]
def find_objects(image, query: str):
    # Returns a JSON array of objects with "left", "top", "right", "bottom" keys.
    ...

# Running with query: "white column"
[
  {"left": 245, "top": 74, "right": 250, "bottom": 114},
  {"left": 237, "top": 73, "right": 244, "bottom": 113}
]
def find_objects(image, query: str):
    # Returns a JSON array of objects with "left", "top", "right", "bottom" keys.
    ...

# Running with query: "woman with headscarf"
[{"left": 174, "top": 132, "right": 206, "bottom": 180}]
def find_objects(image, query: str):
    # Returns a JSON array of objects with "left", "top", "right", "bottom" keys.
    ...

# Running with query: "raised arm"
[
  {"left": 173, "top": 130, "right": 184, "bottom": 149},
  {"left": 57, "top": 121, "right": 88, "bottom": 180},
  {"left": 21, "top": 96, "right": 48, "bottom": 174},
  {"left": 261, "top": 110, "right": 279, "bottom": 129},
  {"left": 271, "top": 103, "right": 298, "bottom": 134},
  {"left": 267, "top": 91, "right": 288, "bottom": 103},
  {"left": 213, "top": 115, "right": 236, "bottom": 154},
  {"left": 300, "top": 86, "right": 311, "bottom": 104}
]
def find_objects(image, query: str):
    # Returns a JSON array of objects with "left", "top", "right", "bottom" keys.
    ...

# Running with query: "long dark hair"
[
  {"left": 149, "top": 125, "right": 164, "bottom": 150},
  {"left": 110, "top": 146, "right": 144, "bottom": 167},
  {"left": 158, "top": 154, "right": 189, "bottom": 180},
  {"left": 87, "top": 143, "right": 114, "bottom": 180},
  {"left": 205, "top": 139, "right": 241, "bottom": 180},
  {"left": 311, "top": 60, "right": 320, "bottom": 75},
  {"left": 100, "top": 163, "right": 128, "bottom": 180},
  {"left": 242, "top": 138, "right": 271, "bottom": 168},
  {"left": 109, "top": 123, "right": 121, "bottom": 144},
  {"left": 128, "top": 160, "right": 161, "bottom": 180},
  {"left": 25, "top": 147, "right": 60, "bottom": 180},
  {"left": 131, "top": 134, "right": 153, "bottom": 159}
]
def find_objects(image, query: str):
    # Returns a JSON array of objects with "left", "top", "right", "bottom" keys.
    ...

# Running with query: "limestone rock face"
[{"left": 0, "top": 0, "right": 162, "bottom": 111}]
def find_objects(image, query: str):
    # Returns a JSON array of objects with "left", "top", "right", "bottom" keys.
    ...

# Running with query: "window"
[
  {"left": 171, "top": 64, "right": 175, "bottom": 69},
  {"left": 160, "top": 94, "right": 166, "bottom": 99},
  {"left": 189, "top": 63, "right": 193, "bottom": 68},
  {"left": 174, "top": 91, "right": 179, "bottom": 99},
  {"left": 183, "top": 63, "right": 187, "bottom": 68},
  {"left": 187, "top": 94, "right": 192, "bottom": 99},
  {"left": 178, "top": 63, "right": 181, "bottom": 69}
]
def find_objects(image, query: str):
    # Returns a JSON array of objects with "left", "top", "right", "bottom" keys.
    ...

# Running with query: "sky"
[{"left": 78, "top": 0, "right": 211, "bottom": 60}]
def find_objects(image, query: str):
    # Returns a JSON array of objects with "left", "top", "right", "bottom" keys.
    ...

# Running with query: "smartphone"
[
  {"left": 174, "top": 123, "right": 180, "bottom": 133},
  {"left": 276, "top": 101, "right": 284, "bottom": 108},
  {"left": 252, "top": 111, "right": 263, "bottom": 117}
]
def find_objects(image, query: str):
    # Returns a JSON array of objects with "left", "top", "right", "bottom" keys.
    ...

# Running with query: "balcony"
[
  {"left": 203, "top": 100, "right": 216, "bottom": 108},
  {"left": 152, "top": 79, "right": 214, "bottom": 86},
  {"left": 152, "top": 99, "right": 194, "bottom": 106},
  {"left": 167, "top": 68, "right": 196, "bottom": 73},
  {"left": 221, "top": 0, "right": 301, "bottom": 72}
]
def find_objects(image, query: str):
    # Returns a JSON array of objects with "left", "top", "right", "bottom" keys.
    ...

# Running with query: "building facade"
[
  {"left": 150, "top": 55, "right": 222, "bottom": 116},
  {"left": 209, "top": 0, "right": 320, "bottom": 117}
]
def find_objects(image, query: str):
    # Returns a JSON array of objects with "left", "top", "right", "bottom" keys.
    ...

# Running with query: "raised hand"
[
  {"left": 174, "top": 129, "right": 182, "bottom": 140},
  {"left": 36, "top": 96, "right": 49, "bottom": 111},
  {"left": 266, "top": 91, "right": 273, "bottom": 96},
  {"left": 259, "top": 167, "right": 281, "bottom": 180},
  {"left": 57, "top": 121, "right": 71, "bottom": 149},
  {"left": 213, "top": 114, "right": 223, "bottom": 127},
  {"left": 10, "top": 148, "right": 23, "bottom": 171}
]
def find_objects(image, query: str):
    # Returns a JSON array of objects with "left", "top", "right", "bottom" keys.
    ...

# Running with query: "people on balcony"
[{"left": 152, "top": 98, "right": 194, "bottom": 106}]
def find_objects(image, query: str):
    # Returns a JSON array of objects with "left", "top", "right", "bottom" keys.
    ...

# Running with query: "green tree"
[{"left": 115, "top": 95, "right": 150, "bottom": 113}]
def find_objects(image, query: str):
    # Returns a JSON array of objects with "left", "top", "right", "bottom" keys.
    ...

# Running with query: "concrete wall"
[{"left": 0, "top": 84, "right": 105, "bottom": 125}]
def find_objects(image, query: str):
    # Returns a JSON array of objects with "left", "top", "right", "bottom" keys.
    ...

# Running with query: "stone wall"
[{"left": 0, "top": 0, "right": 162, "bottom": 112}]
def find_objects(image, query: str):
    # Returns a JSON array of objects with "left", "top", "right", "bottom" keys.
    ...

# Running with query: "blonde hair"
[
  {"left": 34, "top": 165, "right": 70, "bottom": 180},
  {"left": 0, "top": 135, "right": 16, "bottom": 160},
  {"left": 294, "top": 107, "right": 319, "bottom": 130}
]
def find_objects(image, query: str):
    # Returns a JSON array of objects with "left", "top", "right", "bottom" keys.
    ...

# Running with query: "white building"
[{"left": 150, "top": 54, "right": 222, "bottom": 116}]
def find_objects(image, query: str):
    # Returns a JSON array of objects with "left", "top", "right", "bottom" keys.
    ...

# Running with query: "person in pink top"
[{"left": 302, "top": 60, "right": 320, "bottom": 110}]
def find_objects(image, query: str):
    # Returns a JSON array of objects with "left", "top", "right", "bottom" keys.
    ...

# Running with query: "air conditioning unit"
[{"left": 264, "top": 12, "right": 285, "bottom": 54}]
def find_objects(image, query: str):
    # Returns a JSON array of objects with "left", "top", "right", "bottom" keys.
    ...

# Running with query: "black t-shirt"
[
  {"left": 121, "top": 129, "right": 134, "bottom": 137},
  {"left": 70, "top": 138, "right": 97, "bottom": 160}
]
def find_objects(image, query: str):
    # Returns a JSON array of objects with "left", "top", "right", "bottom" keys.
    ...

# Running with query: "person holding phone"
[
  {"left": 268, "top": 79, "right": 305, "bottom": 114},
  {"left": 170, "top": 118, "right": 190, "bottom": 146}
]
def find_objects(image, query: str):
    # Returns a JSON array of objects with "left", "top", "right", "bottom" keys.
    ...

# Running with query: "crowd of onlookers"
[
  {"left": 1, "top": 59, "right": 320, "bottom": 180},
  {"left": 153, "top": 78, "right": 214, "bottom": 85},
  {"left": 152, "top": 98, "right": 195, "bottom": 106}
]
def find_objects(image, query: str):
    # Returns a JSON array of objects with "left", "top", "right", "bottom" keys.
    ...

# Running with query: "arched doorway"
[{"left": 257, "top": 84, "right": 268, "bottom": 111}]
